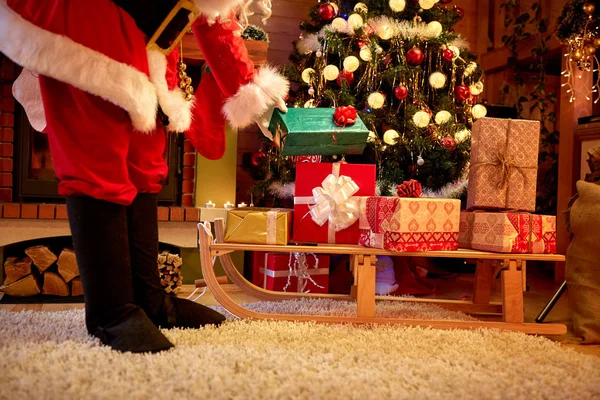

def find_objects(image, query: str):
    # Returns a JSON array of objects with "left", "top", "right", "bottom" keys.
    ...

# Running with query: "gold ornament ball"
[
  {"left": 448, "top": 45, "right": 460, "bottom": 60},
  {"left": 585, "top": 43, "right": 597, "bottom": 56},
  {"left": 413, "top": 111, "right": 431, "bottom": 128},
  {"left": 359, "top": 46, "right": 372, "bottom": 61},
  {"left": 419, "top": 0, "right": 436, "bottom": 10},
  {"left": 367, "top": 92, "right": 386, "bottom": 109},
  {"left": 331, "top": 2, "right": 339, "bottom": 14},
  {"left": 470, "top": 81, "right": 484, "bottom": 95},
  {"left": 323, "top": 65, "right": 340, "bottom": 81},
  {"left": 376, "top": 24, "right": 394, "bottom": 40},
  {"left": 389, "top": 0, "right": 406, "bottom": 12},
  {"left": 348, "top": 14, "right": 364, "bottom": 30},
  {"left": 434, "top": 110, "right": 452, "bottom": 125},
  {"left": 354, "top": 2, "right": 368, "bottom": 12},
  {"left": 343, "top": 56, "right": 360, "bottom": 72},
  {"left": 455, "top": 129, "right": 471, "bottom": 143},
  {"left": 331, "top": 17, "right": 348, "bottom": 31},
  {"left": 471, "top": 104, "right": 488, "bottom": 119},
  {"left": 429, "top": 71, "right": 447, "bottom": 89},
  {"left": 427, "top": 21, "right": 443, "bottom": 38},
  {"left": 304, "top": 99, "right": 316, "bottom": 108},
  {"left": 301, "top": 68, "right": 316, "bottom": 83},
  {"left": 594, "top": 37, "right": 600, "bottom": 48},
  {"left": 572, "top": 49, "right": 584, "bottom": 61},
  {"left": 583, "top": 2, "right": 595, "bottom": 15},
  {"left": 383, "top": 129, "right": 400, "bottom": 145}
]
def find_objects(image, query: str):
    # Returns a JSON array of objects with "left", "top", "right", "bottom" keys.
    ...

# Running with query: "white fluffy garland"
[{"left": 269, "top": 181, "right": 296, "bottom": 198}]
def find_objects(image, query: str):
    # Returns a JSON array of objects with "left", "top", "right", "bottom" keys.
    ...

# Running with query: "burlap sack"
[{"left": 566, "top": 180, "right": 600, "bottom": 343}]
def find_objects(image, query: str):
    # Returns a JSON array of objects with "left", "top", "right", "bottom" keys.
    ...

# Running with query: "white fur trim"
[
  {"left": 222, "top": 66, "right": 289, "bottom": 129},
  {"left": 0, "top": 0, "right": 157, "bottom": 132},
  {"left": 192, "top": 0, "right": 245, "bottom": 22},
  {"left": 147, "top": 50, "right": 193, "bottom": 133}
]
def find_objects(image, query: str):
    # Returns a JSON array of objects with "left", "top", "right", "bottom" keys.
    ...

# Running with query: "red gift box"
[
  {"left": 293, "top": 162, "right": 376, "bottom": 244},
  {"left": 260, "top": 253, "right": 330, "bottom": 293}
]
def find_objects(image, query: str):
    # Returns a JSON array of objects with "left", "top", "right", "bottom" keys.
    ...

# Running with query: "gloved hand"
[{"left": 256, "top": 96, "right": 288, "bottom": 140}]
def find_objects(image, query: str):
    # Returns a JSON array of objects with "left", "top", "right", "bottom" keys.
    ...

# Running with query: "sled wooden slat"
[{"left": 198, "top": 219, "right": 567, "bottom": 336}]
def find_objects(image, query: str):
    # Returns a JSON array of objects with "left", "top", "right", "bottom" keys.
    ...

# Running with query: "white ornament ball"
[
  {"left": 301, "top": 68, "right": 315, "bottom": 83},
  {"left": 455, "top": 128, "right": 471, "bottom": 143},
  {"left": 323, "top": 65, "right": 340, "bottom": 81},
  {"left": 348, "top": 14, "right": 364, "bottom": 30},
  {"left": 375, "top": 46, "right": 383, "bottom": 54},
  {"left": 471, "top": 104, "right": 488, "bottom": 119},
  {"left": 308, "top": 87, "right": 315, "bottom": 96},
  {"left": 367, "top": 92, "right": 386, "bottom": 109},
  {"left": 354, "top": 2, "right": 368, "bottom": 12},
  {"left": 427, "top": 21, "right": 443, "bottom": 37},
  {"left": 419, "top": 0, "right": 436, "bottom": 10},
  {"left": 413, "top": 111, "right": 431, "bottom": 128},
  {"left": 448, "top": 45, "right": 460, "bottom": 59},
  {"left": 435, "top": 110, "right": 452, "bottom": 125},
  {"left": 367, "top": 131, "right": 378, "bottom": 143},
  {"left": 383, "top": 129, "right": 400, "bottom": 145},
  {"left": 304, "top": 99, "right": 316, "bottom": 108},
  {"left": 359, "top": 46, "right": 372, "bottom": 61},
  {"left": 389, "top": 0, "right": 406, "bottom": 12},
  {"left": 331, "top": 2, "right": 339, "bottom": 14},
  {"left": 316, "top": 51, "right": 323, "bottom": 57},
  {"left": 343, "top": 56, "right": 360, "bottom": 72},
  {"left": 464, "top": 61, "right": 478, "bottom": 76},
  {"left": 429, "top": 71, "right": 447, "bottom": 89},
  {"left": 470, "top": 81, "right": 484, "bottom": 95},
  {"left": 416, "top": 156, "right": 425, "bottom": 166},
  {"left": 331, "top": 17, "right": 348, "bottom": 31},
  {"left": 377, "top": 24, "right": 394, "bottom": 40}
]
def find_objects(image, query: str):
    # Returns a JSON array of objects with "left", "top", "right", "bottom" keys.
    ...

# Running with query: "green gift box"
[{"left": 268, "top": 108, "right": 369, "bottom": 156}]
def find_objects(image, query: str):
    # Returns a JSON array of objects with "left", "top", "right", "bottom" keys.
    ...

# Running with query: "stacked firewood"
[
  {"left": 0, "top": 246, "right": 81, "bottom": 297},
  {"left": 158, "top": 250, "right": 183, "bottom": 294}
]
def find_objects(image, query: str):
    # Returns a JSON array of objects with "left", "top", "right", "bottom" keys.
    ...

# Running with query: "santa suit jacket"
[{"left": 0, "top": 0, "right": 288, "bottom": 160}]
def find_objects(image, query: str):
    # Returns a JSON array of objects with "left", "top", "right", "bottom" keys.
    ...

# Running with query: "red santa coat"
[{"left": 0, "top": 0, "right": 288, "bottom": 203}]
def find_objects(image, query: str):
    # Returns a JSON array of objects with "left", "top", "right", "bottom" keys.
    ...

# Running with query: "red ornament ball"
[
  {"left": 406, "top": 47, "right": 425, "bottom": 66},
  {"left": 336, "top": 70, "right": 355, "bottom": 86},
  {"left": 454, "top": 84, "right": 471, "bottom": 102},
  {"left": 357, "top": 39, "right": 366, "bottom": 48},
  {"left": 442, "top": 48, "right": 455, "bottom": 62},
  {"left": 455, "top": 6, "right": 464, "bottom": 19},
  {"left": 250, "top": 151, "right": 265, "bottom": 167},
  {"left": 440, "top": 135, "right": 457, "bottom": 152},
  {"left": 318, "top": 3, "right": 336, "bottom": 21},
  {"left": 394, "top": 85, "right": 409, "bottom": 100},
  {"left": 333, "top": 105, "right": 358, "bottom": 127}
]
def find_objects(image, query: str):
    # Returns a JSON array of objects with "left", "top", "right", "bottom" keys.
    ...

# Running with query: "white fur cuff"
[
  {"left": 222, "top": 66, "right": 289, "bottom": 130},
  {"left": 192, "top": 0, "right": 244, "bottom": 22}
]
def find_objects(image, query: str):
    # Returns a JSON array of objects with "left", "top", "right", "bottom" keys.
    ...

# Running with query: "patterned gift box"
[
  {"left": 224, "top": 208, "right": 293, "bottom": 245},
  {"left": 260, "top": 253, "right": 330, "bottom": 293},
  {"left": 268, "top": 108, "right": 369, "bottom": 156},
  {"left": 359, "top": 197, "right": 461, "bottom": 252},
  {"left": 293, "top": 162, "right": 376, "bottom": 244},
  {"left": 459, "top": 211, "right": 557, "bottom": 254},
  {"left": 467, "top": 117, "right": 540, "bottom": 212}
]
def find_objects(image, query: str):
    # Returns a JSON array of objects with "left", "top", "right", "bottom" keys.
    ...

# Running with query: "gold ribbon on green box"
[{"left": 224, "top": 208, "right": 293, "bottom": 245}]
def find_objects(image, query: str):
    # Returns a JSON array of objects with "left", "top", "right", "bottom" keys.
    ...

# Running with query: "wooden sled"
[{"left": 198, "top": 219, "right": 567, "bottom": 336}]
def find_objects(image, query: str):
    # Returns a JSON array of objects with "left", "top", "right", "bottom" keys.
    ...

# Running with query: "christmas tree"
[{"left": 246, "top": 0, "right": 486, "bottom": 205}]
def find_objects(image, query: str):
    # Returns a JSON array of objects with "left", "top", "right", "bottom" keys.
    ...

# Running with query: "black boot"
[
  {"left": 126, "top": 193, "right": 226, "bottom": 329},
  {"left": 66, "top": 196, "right": 174, "bottom": 353}
]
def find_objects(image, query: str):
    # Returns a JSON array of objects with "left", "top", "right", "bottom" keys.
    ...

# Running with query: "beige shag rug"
[{"left": 1, "top": 299, "right": 599, "bottom": 400}]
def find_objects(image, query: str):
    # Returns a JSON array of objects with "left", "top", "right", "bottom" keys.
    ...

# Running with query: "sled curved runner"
[{"left": 198, "top": 219, "right": 567, "bottom": 335}]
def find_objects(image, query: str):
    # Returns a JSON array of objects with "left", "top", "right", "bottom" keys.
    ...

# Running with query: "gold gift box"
[{"left": 224, "top": 208, "right": 293, "bottom": 245}]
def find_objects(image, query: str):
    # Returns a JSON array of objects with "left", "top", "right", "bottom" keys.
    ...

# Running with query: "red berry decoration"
[
  {"left": 406, "top": 47, "right": 425, "bottom": 66},
  {"left": 454, "top": 84, "right": 471, "bottom": 102},
  {"left": 440, "top": 135, "right": 457, "bottom": 152},
  {"left": 250, "top": 151, "right": 265, "bottom": 167},
  {"left": 442, "top": 48, "right": 455, "bottom": 62},
  {"left": 357, "top": 39, "right": 366, "bottom": 48},
  {"left": 318, "top": 3, "right": 336, "bottom": 21},
  {"left": 394, "top": 85, "right": 409, "bottom": 100},
  {"left": 336, "top": 70, "right": 355, "bottom": 86},
  {"left": 333, "top": 105, "right": 358, "bottom": 127},
  {"left": 455, "top": 6, "right": 464, "bottom": 20}
]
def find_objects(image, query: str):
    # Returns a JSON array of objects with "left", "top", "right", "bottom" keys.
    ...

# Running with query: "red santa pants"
[{"left": 10, "top": 0, "right": 168, "bottom": 206}]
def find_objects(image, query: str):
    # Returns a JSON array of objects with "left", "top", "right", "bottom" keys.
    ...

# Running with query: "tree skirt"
[{"left": 1, "top": 299, "right": 599, "bottom": 399}]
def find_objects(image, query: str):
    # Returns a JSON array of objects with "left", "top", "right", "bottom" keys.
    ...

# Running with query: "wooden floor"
[{"left": 2, "top": 269, "right": 599, "bottom": 357}]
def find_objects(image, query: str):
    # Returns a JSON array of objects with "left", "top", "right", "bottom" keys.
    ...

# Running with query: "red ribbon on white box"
[{"left": 294, "top": 163, "right": 360, "bottom": 243}]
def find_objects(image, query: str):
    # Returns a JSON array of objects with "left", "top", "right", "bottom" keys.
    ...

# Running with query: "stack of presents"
[{"left": 221, "top": 109, "right": 556, "bottom": 294}]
